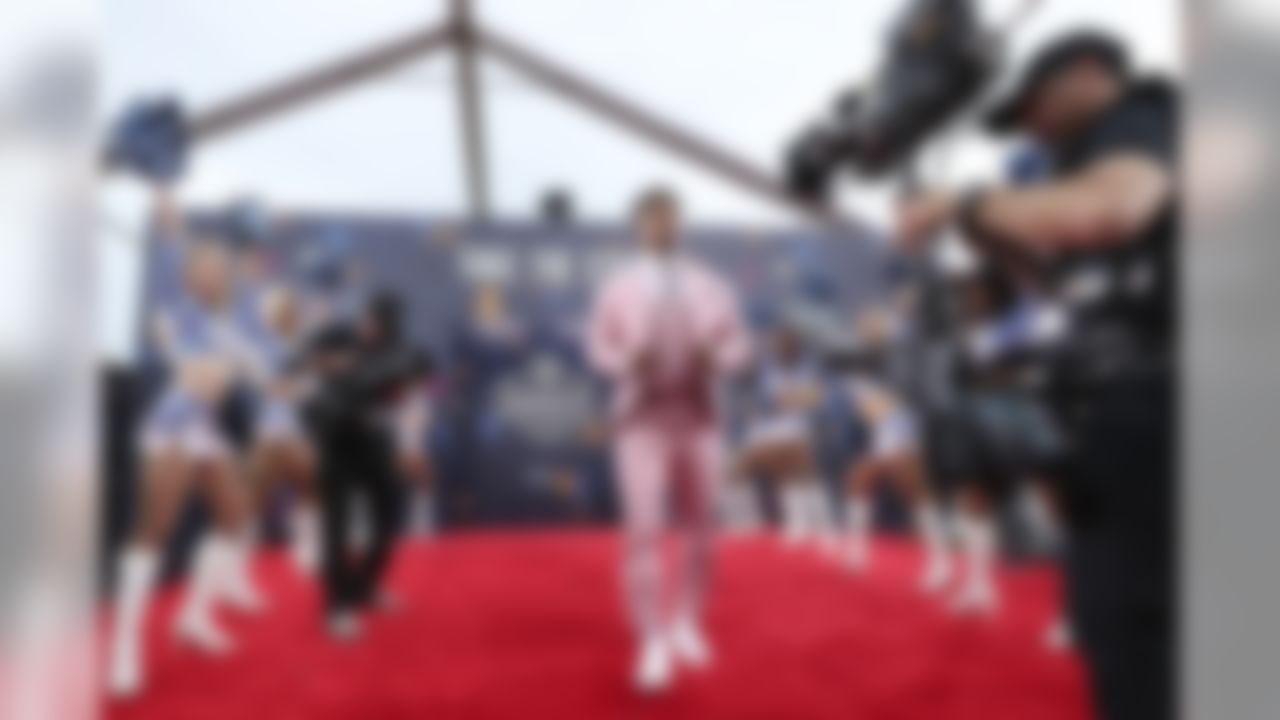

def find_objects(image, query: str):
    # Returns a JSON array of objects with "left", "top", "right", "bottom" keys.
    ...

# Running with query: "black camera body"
[{"left": 785, "top": 0, "right": 998, "bottom": 202}]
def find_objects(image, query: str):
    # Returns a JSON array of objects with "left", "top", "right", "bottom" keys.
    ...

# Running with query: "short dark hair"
[{"left": 631, "top": 186, "right": 679, "bottom": 222}]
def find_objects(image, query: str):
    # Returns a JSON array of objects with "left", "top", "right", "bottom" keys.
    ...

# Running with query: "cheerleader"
[
  {"left": 948, "top": 269, "right": 1070, "bottom": 617},
  {"left": 740, "top": 326, "right": 834, "bottom": 551},
  {"left": 245, "top": 285, "right": 321, "bottom": 574},
  {"left": 394, "top": 372, "right": 437, "bottom": 536},
  {"left": 842, "top": 307, "right": 952, "bottom": 593},
  {"left": 108, "top": 207, "right": 263, "bottom": 698}
]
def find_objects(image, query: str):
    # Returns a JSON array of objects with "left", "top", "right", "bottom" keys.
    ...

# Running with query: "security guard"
[{"left": 896, "top": 31, "right": 1178, "bottom": 720}]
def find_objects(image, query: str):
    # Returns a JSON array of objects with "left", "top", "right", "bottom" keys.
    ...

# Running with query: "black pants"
[
  {"left": 1064, "top": 371, "right": 1174, "bottom": 720},
  {"left": 319, "top": 431, "right": 402, "bottom": 614}
]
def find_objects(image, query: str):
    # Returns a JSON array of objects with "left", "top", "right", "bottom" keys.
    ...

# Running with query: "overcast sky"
[{"left": 103, "top": 0, "right": 1181, "bottom": 226}]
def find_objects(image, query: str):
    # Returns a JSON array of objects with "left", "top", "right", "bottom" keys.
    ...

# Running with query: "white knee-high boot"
[
  {"left": 803, "top": 482, "right": 839, "bottom": 555},
  {"left": 175, "top": 535, "right": 237, "bottom": 655},
  {"left": 916, "top": 504, "right": 953, "bottom": 593},
  {"left": 952, "top": 515, "right": 998, "bottom": 614},
  {"left": 221, "top": 527, "right": 266, "bottom": 613},
  {"left": 780, "top": 484, "right": 811, "bottom": 546},
  {"left": 844, "top": 498, "right": 872, "bottom": 571},
  {"left": 290, "top": 504, "right": 320, "bottom": 574},
  {"left": 108, "top": 547, "right": 159, "bottom": 698}
]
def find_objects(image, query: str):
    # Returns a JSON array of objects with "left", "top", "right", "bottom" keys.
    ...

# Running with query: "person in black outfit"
[
  {"left": 896, "top": 31, "right": 1178, "bottom": 720},
  {"left": 304, "top": 293, "right": 427, "bottom": 640}
]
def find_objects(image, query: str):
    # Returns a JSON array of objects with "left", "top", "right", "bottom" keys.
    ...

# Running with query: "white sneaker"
[
  {"left": 632, "top": 636, "right": 673, "bottom": 694},
  {"left": 107, "top": 638, "right": 143, "bottom": 699},
  {"left": 781, "top": 490, "right": 810, "bottom": 548},
  {"left": 328, "top": 611, "right": 362, "bottom": 643},
  {"left": 107, "top": 548, "right": 158, "bottom": 700},
  {"left": 918, "top": 554, "right": 953, "bottom": 594},
  {"left": 291, "top": 508, "right": 321, "bottom": 575},
  {"left": 668, "top": 618, "right": 712, "bottom": 670},
  {"left": 174, "top": 612, "right": 236, "bottom": 656},
  {"left": 949, "top": 581, "right": 998, "bottom": 617}
]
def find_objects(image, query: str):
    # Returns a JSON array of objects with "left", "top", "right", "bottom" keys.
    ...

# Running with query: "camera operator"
[
  {"left": 303, "top": 293, "right": 429, "bottom": 641},
  {"left": 896, "top": 31, "right": 1177, "bottom": 720}
]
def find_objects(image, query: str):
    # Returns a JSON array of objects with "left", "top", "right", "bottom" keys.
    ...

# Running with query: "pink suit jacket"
[{"left": 587, "top": 253, "right": 751, "bottom": 425}]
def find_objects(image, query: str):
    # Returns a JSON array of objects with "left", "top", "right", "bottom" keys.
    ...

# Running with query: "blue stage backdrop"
[{"left": 137, "top": 215, "right": 892, "bottom": 530}]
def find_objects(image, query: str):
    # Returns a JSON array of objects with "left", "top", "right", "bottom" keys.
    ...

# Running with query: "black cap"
[{"left": 985, "top": 29, "right": 1130, "bottom": 134}]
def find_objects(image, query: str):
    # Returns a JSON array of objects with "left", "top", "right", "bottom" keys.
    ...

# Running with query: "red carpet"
[{"left": 107, "top": 531, "right": 1091, "bottom": 719}]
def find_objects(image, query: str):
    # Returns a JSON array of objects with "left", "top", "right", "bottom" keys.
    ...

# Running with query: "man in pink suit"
[{"left": 587, "top": 188, "right": 751, "bottom": 694}]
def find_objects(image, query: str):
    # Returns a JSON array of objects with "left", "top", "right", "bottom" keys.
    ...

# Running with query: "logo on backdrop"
[{"left": 493, "top": 352, "right": 597, "bottom": 449}]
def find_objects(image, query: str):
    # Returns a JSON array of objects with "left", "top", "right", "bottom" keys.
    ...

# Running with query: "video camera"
[{"left": 785, "top": 0, "right": 999, "bottom": 202}]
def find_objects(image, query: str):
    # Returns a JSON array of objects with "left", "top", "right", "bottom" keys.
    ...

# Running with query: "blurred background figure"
[
  {"left": 840, "top": 305, "right": 951, "bottom": 592},
  {"left": 302, "top": 293, "right": 429, "bottom": 641},
  {"left": 587, "top": 188, "right": 750, "bottom": 694},
  {"left": 108, "top": 190, "right": 263, "bottom": 698},
  {"left": 245, "top": 284, "right": 319, "bottom": 574},
  {"left": 394, "top": 357, "right": 437, "bottom": 536},
  {"left": 454, "top": 283, "right": 525, "bottom": 385},
  {"left": 739, "top": 325, "right": 834, "bottom": 552},
  {"left": 218, "top": 208, "right": 283, "bottom": 603},
  {"left": 947, "top": 265, "right": 1070, "bottom": 617},
  {"left": 436, "top": 282, "right": 527, "bottom": 524}
]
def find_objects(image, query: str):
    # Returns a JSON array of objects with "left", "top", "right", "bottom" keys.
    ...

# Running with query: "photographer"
[
  {"left": 896, "top": 32, "right": 1177, "bottom": 720},
  {"left": 304, "top": 293, "right": 429, "bottom": 640}
]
